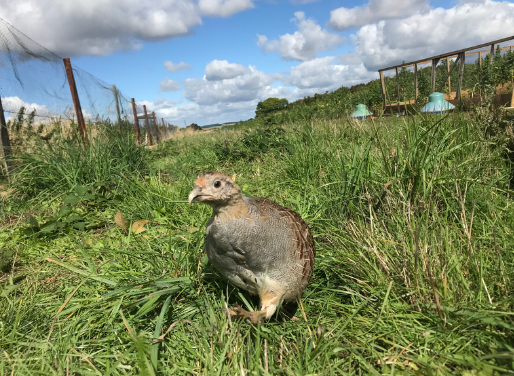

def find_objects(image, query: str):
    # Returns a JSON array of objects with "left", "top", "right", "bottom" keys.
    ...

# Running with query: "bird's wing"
[{"left": 245, "top": 197, "right": 315, "bottom": 282}]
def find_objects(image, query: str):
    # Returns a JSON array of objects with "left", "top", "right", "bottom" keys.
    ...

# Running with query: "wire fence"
[{"left": 0, "top": 16, "right": 177, "bottom": 154}]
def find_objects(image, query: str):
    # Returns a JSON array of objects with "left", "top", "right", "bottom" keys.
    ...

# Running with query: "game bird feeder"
[
  {"left": 350, "top": 104, "right": 373, "bottom": 119},
  {"left": 421, "top": 92, "right": 455, "bottom": 113}
]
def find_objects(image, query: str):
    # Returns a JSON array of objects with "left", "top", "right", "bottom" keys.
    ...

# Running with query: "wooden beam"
[
  {"left": 112, "top": 85, "right": 121, "bottom": 124},
  {"left": 431, "top": 58, "right": 440, "bottom": 93},
  {"left": 490, "top": 43, "right": 495, "bottom": 57},
  {"left": 63, "top": 58, "right": 88, "bottom": 144},
  {"left": 446, "top": 57, "right": 451, "bottom": 95},
  {"left": 143, "top": 105, "right": 153, "bottom": 146},
  {"left": 456, "top": 52, "right": 465, "bottom": 100},
  {"left": 131, "top": 98, "right": 140, "bottom": 144},
  {"left": 380, "top": 70, "right": 386, "bottom": 111},
  {"left": 395, "top": 67, "right": 401, "bottom": 108},
  {"left": 378, "top": 35, "right": 514, "bottom": 72},
  {"left": 479, "top": 51, "right": 482, "bottom": 69},
  {"left": 152, "top": 112, "right": 160, "bottom": 143},
  {"left": 414, "top": 63, "right": 418, "bottom": 101},
  {"left": 437, "top": 54, "right": 460, "bottom": 93},
  {"left": 0, "top": 96, "right": 13, "bottom": 178}
]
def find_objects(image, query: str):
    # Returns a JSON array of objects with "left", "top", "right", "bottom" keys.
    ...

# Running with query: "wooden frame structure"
[{"left": 378, "top": 36, "right": 514, "bottom": 110}]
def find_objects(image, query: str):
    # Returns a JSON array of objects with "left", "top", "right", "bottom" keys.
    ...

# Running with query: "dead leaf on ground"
[
  {"left": 115, "top": 211, "right": 129, "bottom": 232},
  {"left": 131, "top": 219, "right": 149, "bottom": 234}
]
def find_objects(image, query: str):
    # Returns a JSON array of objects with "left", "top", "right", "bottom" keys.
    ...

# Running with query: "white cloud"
[
  {"left": 184, "top": 64, "right": 281, "bottom": 105},
  {"left": 328, "top": 0, "right": 430, "bottom": 31},
  {"left": 164, "top": 61, "right": 192, "bottom": 72},
  {"left": 2, "top": 96, "right": 51, "bottom": 120},
  {"left": 283, "top": 56, "right": 378, "bottom": 90},
  {"left": 257, "top": 11, "right": 345, "bottom": 61},
  {"left": 198, "top": 0, "right": 254, "bottom": 17},
  {"left": 354, "top": 0, "right": 514, "bottom": 71},
  {"left": 204, "top": 60, "right": 249, "bottom": 81},
  {"left": 0, "top": 0, "right": 248, "bottom": 57},
  {"left": 159, "top": 77, "right": 181, "bottom": 91}
]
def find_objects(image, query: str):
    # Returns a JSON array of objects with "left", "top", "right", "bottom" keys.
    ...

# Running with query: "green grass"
[{"left": 1, "top": 112, "right": 513, "bottom": 375}]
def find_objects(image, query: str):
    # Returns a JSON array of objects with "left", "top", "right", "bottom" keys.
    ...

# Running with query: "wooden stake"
[
  {"left": 431, "top": 58, "right": 440, "bottom": 93},
  {"left": 112, "top": 85, "right": 121, "bottom": 124},
  {"left": 152, "top": 112, "right": 160, "bottom": 143},
  {"left": 379, "top": 71, "right": 386, "bottom": 111},
  {"left": 63, "top": 58, "right": 88, "bottom": 144},
  {"left": 0, "top": 96, "right": 13, "bottom": 178},
  {"left": 395, "top": 67, "right": 401, "bottom": 110},
  {"left": 456, "top": 52, "right": 465, "bottom": 101},
  {"left": 446, "top": 57, "right": 451, "bottom": 94},
  {"left": 479, "top": 51, "right": 482, "bottom": 69},
  {"left": 414, "top": 63, "right": 418, "bottom": 101},
  {"left": 143, "top": 105, "right": 153, "bottom": 145},
  {"left": 131, "top": 98, "right": 140, "bottom": 144},
  {"left": 161, "top": 118, "right": 165, "bottom": 133}
]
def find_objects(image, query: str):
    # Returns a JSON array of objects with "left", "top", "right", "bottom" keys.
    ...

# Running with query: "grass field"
[{"left": 1, "top": 110, "right": 513, "bottom": 375}]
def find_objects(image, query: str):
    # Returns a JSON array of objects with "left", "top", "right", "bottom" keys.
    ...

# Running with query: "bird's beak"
[{"left": 188, "top": 186, "right": 208, "bottom": 203}]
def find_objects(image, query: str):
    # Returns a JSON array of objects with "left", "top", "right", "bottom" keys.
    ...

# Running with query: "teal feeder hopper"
[
  {"left": 350, "top": 104, "right": 372, "bottom": 119},
  {"left": 421, "top": 92, "right": 455, "bottom": 113}
]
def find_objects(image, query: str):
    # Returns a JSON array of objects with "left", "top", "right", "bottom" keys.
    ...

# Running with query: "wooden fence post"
[
  {"left": 161, "top": 118, "right": 165, "bottom": 133},
  {"left": 131, "top": 98, "right": 140, "bottom": 144},
  {"left": 63, "top": 58, "right": 88, "bottom": 144},
  {"left": 446, "top": 57, "right": 451, "bottom": 95},
  {"left": 0, "top": 96, "right": 13, "bottom": 178},
  {"left": 414, "top": 63, "right": 418, "bottom": 102},
  {"left": 112, "top": 85, "right": 121, "bottom": 124},
  {"left": 431, "top": 58, "right": 440, "bottom": 93},
  {"left": 379, "top": 71, "right": 386, "bottom": 111},
  {"left": 395, "top": 67, "right": 401, "bottom": 110},
  {"left": 143, "top": 105, "right": 153, "bottom": 145},
  {"left": 456, "top": 52, "right": 466, "bottom": 101},
  {"left": 152, "top": 112, "right": 160, "bottom": 143}
]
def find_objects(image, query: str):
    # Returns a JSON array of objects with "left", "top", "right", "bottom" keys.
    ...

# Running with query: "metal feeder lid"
[
  {"left": 350, "top": 104, "right": 373, "bottom": 118},
  {"left": 421, "top": 92, "right": 455, "bottom": 113}
]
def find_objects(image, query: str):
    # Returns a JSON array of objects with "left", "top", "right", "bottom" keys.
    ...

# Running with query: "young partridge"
[{"left": 189, "top": 172, "right": 315, "bottom": 324}]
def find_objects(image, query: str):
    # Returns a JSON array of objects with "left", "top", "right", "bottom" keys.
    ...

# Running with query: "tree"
[{"left": 255, "top": 98, "right": 288, "bottom": 118}]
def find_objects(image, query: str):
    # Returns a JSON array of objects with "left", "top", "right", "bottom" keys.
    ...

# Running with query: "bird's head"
[{"left": 188, "top": 172, "right": 242, "bottom": 208}]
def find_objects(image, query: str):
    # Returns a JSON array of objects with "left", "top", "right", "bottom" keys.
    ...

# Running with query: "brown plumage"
[{"left": 189, "top": 172, "right": 315, "bottom": 324}]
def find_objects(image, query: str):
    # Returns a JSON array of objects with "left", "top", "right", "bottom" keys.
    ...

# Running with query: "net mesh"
[{"left": 0, "top": 17, "right": 146, "bottom": 128}]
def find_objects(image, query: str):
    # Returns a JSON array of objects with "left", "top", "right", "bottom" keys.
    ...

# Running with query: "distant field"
[{"left": 1, "top": 110, "right": 513, "bottom": 375}]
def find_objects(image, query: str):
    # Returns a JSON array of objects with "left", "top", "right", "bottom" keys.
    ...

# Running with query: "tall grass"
[
  {"left": 10, "top": 126, "right": 148, "bottom": 198},
  {"left": 1, "top": 112, "right": 513, "bottom": 375}
]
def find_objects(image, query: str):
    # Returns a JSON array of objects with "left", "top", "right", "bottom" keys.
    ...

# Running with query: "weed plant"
[{"left": 0, "top": 112, "right": 513, "bottom": 375}]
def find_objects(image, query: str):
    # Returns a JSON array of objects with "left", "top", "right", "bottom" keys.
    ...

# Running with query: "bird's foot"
[{"left": 224, "top": 304, "right": 264, "bottom": 325}]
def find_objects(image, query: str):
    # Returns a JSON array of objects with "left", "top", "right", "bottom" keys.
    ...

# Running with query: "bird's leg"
[{"left": 228, "top": 291, "right": 281, "bottom": 324}]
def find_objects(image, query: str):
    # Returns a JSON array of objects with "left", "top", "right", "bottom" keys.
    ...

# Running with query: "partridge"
[{"left": 188, "top": 172, "right": 315, "bottom": 324}]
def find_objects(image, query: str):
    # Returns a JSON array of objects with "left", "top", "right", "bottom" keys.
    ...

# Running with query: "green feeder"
[
  {"left": 350, "top": 104, "right": 372, "bottom": 119},
  {"left": 421, "top": 92, "right": 455, "bottom": 113}
]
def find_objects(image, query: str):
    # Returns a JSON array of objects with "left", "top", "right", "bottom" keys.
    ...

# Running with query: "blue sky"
[{"left": 1, "top": 0, "right": 514, "bottom": 126}]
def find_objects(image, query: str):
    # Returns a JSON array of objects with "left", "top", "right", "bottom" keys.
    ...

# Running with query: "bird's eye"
[{"left": 213, "top": 181, "right": 221, "bottom": 188}]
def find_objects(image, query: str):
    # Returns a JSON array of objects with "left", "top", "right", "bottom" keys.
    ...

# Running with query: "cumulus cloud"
[
  {"left": 328, "top": 0, "right": 430, "bottom": 31},
  {"left": 198, "top": 0, "right": 254, "bottom": 17},
  {"left": 2, "top": 96, "right": 51, "bottom": 120},
  {"left": 354, "top": 0, "right": 514, "bottom": 70},
  {"left": 164, "top": 61, "right": 192, "bottom": 72},
  {"left": 159, "top": 77, "right": 181, "bottom": 91},
  {"left": 204, "top": 60, "right": 249, "bottom": 81},
  {"left": 0, "top": 0, "right": 248, "bottom": 57},
  {"left": 184, "top": 64, "right": 282, "bottom": 105},
  {"left": 257, "top": 11, "right": 345, "bottom": 61},
  {"left": 283, "top": 56, "right": 378, "bottom": 91}
]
